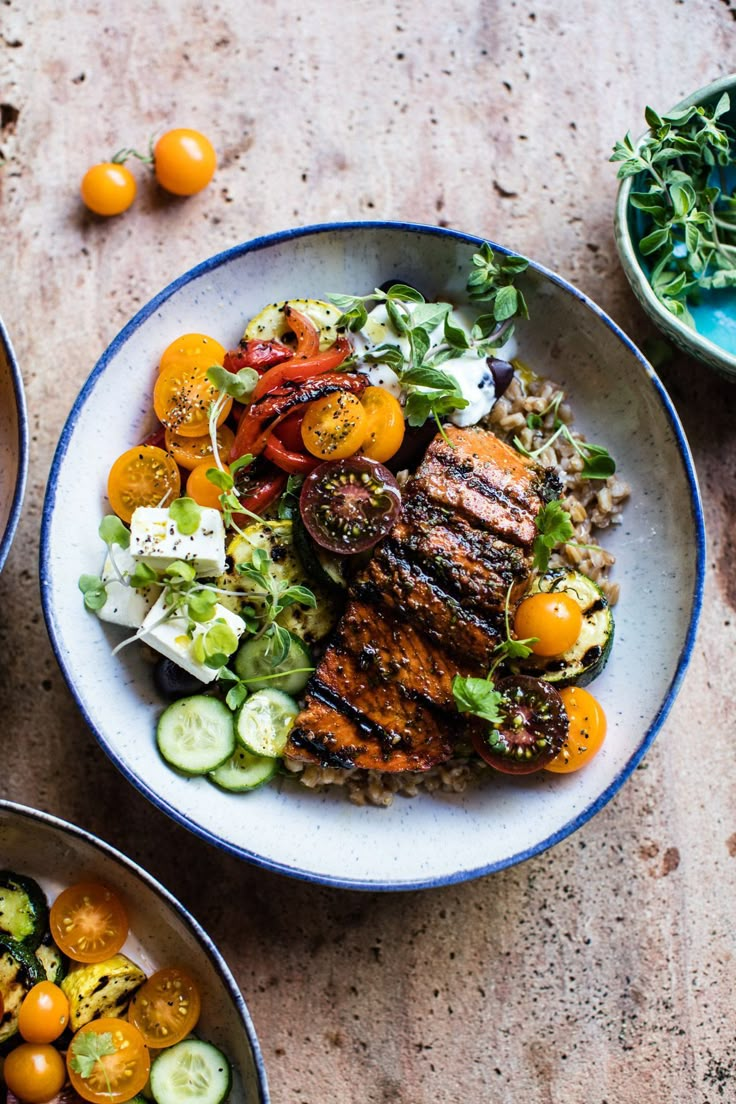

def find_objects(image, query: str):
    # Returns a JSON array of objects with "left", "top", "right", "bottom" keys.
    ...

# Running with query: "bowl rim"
[
  {"left": 39, "top": 219, "right": 706, "bottom": 890},
  {"left": 0, "top": 316, "right": 29, "bottom": 572},
  {"left": 614, "top": 72, "right": 736, "bottom": 373},
  {"left": 0, "top": 798, "right": 270, "bottom": 1102}
]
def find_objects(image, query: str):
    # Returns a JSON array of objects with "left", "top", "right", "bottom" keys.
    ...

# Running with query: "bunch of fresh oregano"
[{"left": 611, "top": 93, "right": 736, "bottom": 325}]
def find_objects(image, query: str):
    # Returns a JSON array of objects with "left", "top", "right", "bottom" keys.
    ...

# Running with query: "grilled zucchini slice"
[
  {"left": 0, "top": 871, "right": 48, "bottom": 950},
  {"left": 0, "top": 937, "right": 45, "bottom": 1044},
  {"left": 244, "top": 298, "right": 341, "bottom": 352},
  {"left": 219, "top": 521, "right": 339, "bottom": 646},
  {"left": 35, "top": 932, "right": 67, "bottom": 984},
  {"left": 513, "top": 570, "right": 614, "bottom": 687},
  {"left": 61, "top": 952, "right": 147, "bottom": 1030}
]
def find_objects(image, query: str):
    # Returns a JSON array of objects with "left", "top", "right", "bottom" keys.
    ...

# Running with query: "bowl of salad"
[
  {"left": 0, "top": 799, "right": 269, "bottom": 1103},
  {"left": 40, "top": 222, "right": 705, "bottom": 890},
  {"left": 0, "top": 317, "right": 28, "bottom": 572}
]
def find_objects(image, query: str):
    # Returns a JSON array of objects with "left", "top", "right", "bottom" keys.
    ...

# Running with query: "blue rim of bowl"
[
  {"left": 614, "top": 72, "right": 736, "bottom": 374},
  {"left": 39, "top": 220, "right": 706, "bottom": 891},
  {"left": 0, "top": 317, "right": 29, "bottom": 572},
  {"left": 0, "top": 798, "right": 270, "bottom": 1103}
]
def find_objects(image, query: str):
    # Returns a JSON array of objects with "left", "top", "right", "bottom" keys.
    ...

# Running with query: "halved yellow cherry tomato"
[
  {"left": 545, "top": 686, "right": 607, "bottom": 773},
  {"left": 18, "top": 982, "right": 69, "bottom": 1043},
  {"left": 359, "top": 386, "right": 405, "bottom": 463},
  {"left": 50, "top": 882, "right": 128, "bottom": 964},
  {"left": 165, "top": 424, "right": 234, "bottom": 470},
  {"left": 80, "top": 163, "right": 136, "bottom": 216},
  {"left": 67, "top": 1018, "right": 150, "bottom": 1104},
  {"left": 153, "top": 360, "right": 231, "bottom": 437},
  {"left": 128, "top": 966, "right": 201, "bottom": 1048},
  {"left": 514, "top": 591, "right": 583, "bottom": 656},
  {"left": 158, "top": 332, "right": 226, "bottom": 376},
  {"left": 154, "top": 129, "right": 217, "bottom": 196},
  {"left": 107, "top": 445, "right": 181, "bottom": 524},
  {"left": 301, "top": 391, "right": 368, "bottom": 460},
  {"left": 186, "top": 462, "right": 225, "bottom": 510},
  {"left": 4, "top": 1043, "right": 66, "bottom": 1103}
]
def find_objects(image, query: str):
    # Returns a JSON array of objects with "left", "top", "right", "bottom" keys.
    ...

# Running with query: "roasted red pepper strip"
[
  {"left": 223, "top": 339, "right": 293, "bottom": 375},
  {"left": 264, "top": 431, "right": 320, "bottom": 474},
  {"left": 285, "top": 305, "right": 320, "bottom": 358},
  {"left": 232, "top": 469, "right": 287, "bottom": 525},
  {"left": 230, "top": 372, "right": 369, "bottom": 461},
  {"left": 252, "top": 335, "right": 352, "bottom": 401}
]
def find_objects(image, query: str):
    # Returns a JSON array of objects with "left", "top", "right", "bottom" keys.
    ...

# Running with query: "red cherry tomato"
[{"left": 300, "top": 457, "right": 401, "bottom": 553}]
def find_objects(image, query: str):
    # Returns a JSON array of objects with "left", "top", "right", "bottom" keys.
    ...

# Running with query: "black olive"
[
  {"left": 153, "top": 658, "right": 208, "bottom": 701},
  {"left": 487, "top": 357, "right": 514, "bottom": 398}
]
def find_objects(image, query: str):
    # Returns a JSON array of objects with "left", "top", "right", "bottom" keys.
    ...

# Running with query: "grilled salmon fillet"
[{"left": 286, "top": 425, "right": 561, "bottom": 772}]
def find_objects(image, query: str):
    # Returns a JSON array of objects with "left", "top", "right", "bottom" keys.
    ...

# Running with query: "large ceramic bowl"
[
  {"left": 614, "top": 73, "right": 736, "bottom": 379},
  {"left": 0, "top": 800, "right": 269, "bottom": 1102},
  {"left": 0, "top": 317, "right": 28, "bottom": 571},
  {"left": 40, "top": 222, "right": 705, "bottom": 890}
]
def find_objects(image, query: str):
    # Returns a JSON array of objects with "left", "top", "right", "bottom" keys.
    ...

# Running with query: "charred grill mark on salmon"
[{"left": 286, "top": 426, "right": 556, "bottom": 772}]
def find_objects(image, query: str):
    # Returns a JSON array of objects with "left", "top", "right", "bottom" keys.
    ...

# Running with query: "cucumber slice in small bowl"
[
  {"left": 232, "top": 631, "right": 313, "bottom": 696},
  {"left": 209, "top": 746, "right": 278, "bottom": 793},
  {"left": 157, "top": 696, "right": 235, "bottom": 775},
  {"left": 150, "top": 1038, "right": 232, "bottom": 1104},
  {"left": 236, "top": 689, "right": 299, "bottom": 759}
]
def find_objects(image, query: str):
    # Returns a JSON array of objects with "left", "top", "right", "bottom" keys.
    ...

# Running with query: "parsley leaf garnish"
[
  {"left": 532, "top": 501, "right": 575, "bottom": 573},
  {"left": 452, "top": 676, "right": 504, "bottom": 723},
  {"left": 69, "top": 1029, "right": 117, "bottom": 1086}
]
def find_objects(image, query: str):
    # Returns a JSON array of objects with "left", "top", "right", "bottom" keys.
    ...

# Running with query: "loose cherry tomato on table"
[
  {"left": 513, "top": 591, "right": 583, "bottom": 656},
  {"left": 67, "top": 1018, "right": 150, "bottom": 1104},
  {"left": 545, "top": 685, "right": 607, "bottom": 773},
  {"left": 159, "top": 332, "right": 226, "bottom": 376},
  {"left": 153, "top": 360, "right": 231, "bottom": 437},
  {"left": 301, "top": 391, "right": 368, "bottom": 460},
  {"left": 165, "top": 424, "right": 234, "bottom": 470},
  {"left": 153, "top": 128, "right": 217, "bottom": 196},
  {"left": 80, "top": 163, "right": 136, "bottom": 216},
  {"left": 128, "top": 966, "right": 201, "bottom": 1048},
  {"left": 49, "top": 882, "right": 128, "bottom": 964},
  {"left": 107, "top": 445, "right": 181, "bottom": 524},
  {"left": 18, "top": 982, "right": 69, "bottom": 1044},
  {"left": 4, "top": 1044, "right": 66, "bottom": 1103},
  {"left": 186, "top": 462, "right": 226, "bottom": 510},
  {"left": 359, "top": 386, "right": 405, "bottom": 463}
]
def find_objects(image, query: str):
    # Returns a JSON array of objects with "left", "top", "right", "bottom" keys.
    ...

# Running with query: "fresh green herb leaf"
[
  {"left": 452, "top": 676, "right": 504, "bottom": 724},
  {"left": 207, "top": 365, "right": 259, "bottom": 401},
  {"left": 533, "top": 501, "right": 575, "bottom": 573},
  {"left": 165, "top": 560, "right": 197, "bottom": 584},
  {"left": 230, "top": 453, "right": 254, "bottom": 476},
  {"left": 78, "top": 574, "right": 107, "bottom": 611},
  {"left": 129, "top": 562, "right": 158, "bottom": 589},
  {"left": 278, "top": 474, "right": 304, "bottom": 519},
  {"left": 98, "top": 515, "right": 130, "bottom": 549},
  {"left": 169, "top": 496, "right": 202, "bottom": 535},
  {"left": 69, "top": 1030, "right": 117, "bottom": 1080},
  {"left": 206, "top": 467, "right": 234, "bottom": 491}
]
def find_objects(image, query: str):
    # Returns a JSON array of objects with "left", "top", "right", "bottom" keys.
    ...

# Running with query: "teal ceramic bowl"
[{"left": 614, "top": 73, "right": 736, "bottom": 380}]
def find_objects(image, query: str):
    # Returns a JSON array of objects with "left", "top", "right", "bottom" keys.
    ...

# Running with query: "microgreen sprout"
[
  {"left": 513, "top": 391, "right": 616, "bottom": 480},
  {"left": 235, "top": 546, "right": 316, "bottom": 663},
  {"left": 169, "top": 496, "right": 202, "bottom": 535}
]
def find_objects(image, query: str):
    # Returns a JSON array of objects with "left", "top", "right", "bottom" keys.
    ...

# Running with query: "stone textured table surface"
[{"left": 2, "top": 2, "right": 735, "bottom": 1101}]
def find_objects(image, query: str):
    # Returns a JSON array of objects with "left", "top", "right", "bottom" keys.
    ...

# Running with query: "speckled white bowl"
[
  {"left": 40, "top": 222, "right": 705, "bottom": 890},
  {"left": 0, "top": 800, "right": 269, "bottom": 1102},
  {"left": 0, "top": 318, "right": 28, "bottom": 572}
]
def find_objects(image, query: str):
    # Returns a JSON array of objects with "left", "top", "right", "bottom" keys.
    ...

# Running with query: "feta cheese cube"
[
  {"left": 130, "top": 506, "right": 226, "bottom": 577},
  {"left": 139, "top": 592, "right": 245, "bottom": 684},
  {"left": 96, "top": 548, "right": 160, "bottom": 629}
]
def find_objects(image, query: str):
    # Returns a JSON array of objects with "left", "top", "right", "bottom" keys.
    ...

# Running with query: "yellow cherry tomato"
[
  {"left": 4, "top": 1043, "right": 66, "bottom": 1104},
  {"left": 18, "top": 982, "right": 69, "bottom": 1044},
  {"left": 359, "top": 386, "right": 405, "bottom": 463},
  {"left": 128, "top": 966, "right": 201, "bottom": 1048},
  {"left": 67, "top": 1019, "right": 150, "bottom": 1104},
  {"left": 107, "top": 445, "right": 181, "bottom": 524},
  {"left": 165, "top": 424, "right": 234, "bottom": 470},
  {"left": 154, "top": 129, "right": 217, "bottom": 196},
  {"left": 80, "top": 162, "right": 137, "bottom": 216},
  {"left": 514, "top": 591, "right": 583, "bottom": 656},
  {"left": 153, "top": 360, "right": 231, "bottom": 437},
  {"left": 301, "top": 391, "right": 368, "bottom": 460},
  {"left": 186, "top": 462, "right": 225, "bottom": 510},
  {"left": 50, "top": 881, "right": 128, "bottom": 964},
  {"left": 158, "top": 332, "right": 226, "bottom": 375},
  {"left": 545, "top": 685, "right": 607, "bottom": 773}
]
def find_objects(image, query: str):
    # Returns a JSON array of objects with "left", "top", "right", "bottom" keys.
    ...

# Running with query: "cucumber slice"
[
  {"left": 209, "top": 746, "right": 278, "bottom": 792},
  {"left": 513, "top": 570, "right": 614, "bottom": 687},
  {"left": 0, "top": 872, "right": 48, "bottom": 949},
  {"left": 150, "top": 1038, "right": 232, "bottom": 1104},
  {"left": 236, "top": 688, "right": 299, "bottom": 758},
  {"left": 156, "top": 696, "right": 235, "bottom": 775},
  {"left": 233, "top": 631, "right": 313, "bottom": 695}
]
